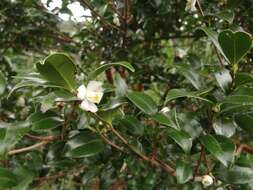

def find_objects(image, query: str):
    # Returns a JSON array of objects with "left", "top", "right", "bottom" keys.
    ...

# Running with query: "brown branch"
[
  {"left": 194, "top": 145, "right": 205, "bottom": 177},
  {"left": 26, "top": 134, "right": 61, "bottom": 141},
  {"left": 100, "top": 133, "right": 125, "bottom": 152},
  {"left": 81, "top": 0, "right": 121, "bottom": 31},
  {"left": 90, "top": 113, "right": 176, "bottom": 176},
  {"left": 8, "top": 141, "right": 49, "bottom": 155}
]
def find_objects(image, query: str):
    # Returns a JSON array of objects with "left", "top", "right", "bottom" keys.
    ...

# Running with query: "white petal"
[
  {"left": 86, "top": 91, "right": 103, "bottom": 104},
  {"left": 77, "top": 85, "right": 87, "bottom": 100},
  {"left": 80, "top": 99, "right": 98, "bottom": 112},
  {"left": 87, "top": 81, "right": 104, "bottom": 93}
]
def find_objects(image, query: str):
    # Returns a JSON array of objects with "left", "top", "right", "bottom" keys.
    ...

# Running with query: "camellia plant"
[{"left": 1, "top": 0, "right": 253, "bottom": 189}]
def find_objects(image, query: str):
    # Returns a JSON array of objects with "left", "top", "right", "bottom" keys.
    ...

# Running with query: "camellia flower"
[
  {"left": 185, "top": 0, "right": 197, "bottom": 12},
  {"left": 201, "top": 175, "right": 214, "bottom": 187},
  {"left": 77, "top": 81, "right": 104, "bottom": 113}
]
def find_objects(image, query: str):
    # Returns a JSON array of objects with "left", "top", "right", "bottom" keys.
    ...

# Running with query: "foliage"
[{"left": 1, "top": 0, "right": 253, "bottom": 189}]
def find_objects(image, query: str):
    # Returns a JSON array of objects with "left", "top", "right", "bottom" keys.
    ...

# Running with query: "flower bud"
[{"left": 202, "top": 175, "right": 213, "bottom": 187}]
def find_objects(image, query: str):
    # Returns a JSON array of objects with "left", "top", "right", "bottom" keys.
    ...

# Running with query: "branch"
[
  {"left": 8, "top": 141, "right": 49, "bottom": 155},
  {"left": 90, "top": 112, "right": 176, "bottom": 176},
  {"left": 81, "top": 0, "right": 122, "bottom": 31},
  {"left": 26, "top": 134, "right": 61, "bottom": 141}
]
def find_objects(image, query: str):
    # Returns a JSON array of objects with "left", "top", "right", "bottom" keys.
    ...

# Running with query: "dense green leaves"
[
  {"left": 126, "top": 91, "right": 158, "bottom": 115},
  {"left": 88, "top": 61, "right": 135, "bottom": 80},
  {"left": 37, "top": 53, "right": 77, "bottom": 92},
  {"left": 218, "top": 30, "right": 252, "bottom": 65}
]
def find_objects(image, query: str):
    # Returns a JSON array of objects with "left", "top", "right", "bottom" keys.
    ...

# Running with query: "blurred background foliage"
[{"left": 1, "top": 0, "right": 253, "bottom": 189}]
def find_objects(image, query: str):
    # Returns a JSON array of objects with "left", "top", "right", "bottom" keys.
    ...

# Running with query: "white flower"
[
  {"left": 202, "top": 175, "right": 214, "bottom": 187},
  {"left": 77, "top": 81, "right": 104, "bottom": 113},
  {"left": 185, "top": 0, "right": 197, "bottom": 12}
]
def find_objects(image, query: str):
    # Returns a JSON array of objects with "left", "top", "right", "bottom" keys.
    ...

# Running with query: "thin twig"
[
  {"left": 81, "top": 0, "right": 122, "bottom": 31},
  {"left": 90, "top": 112, "right": 176, "bottom": 176},
  {"left": 26, "top": 134, "right": 61, "bottom": 141},
  {"left": 8, "top": 141, "right": 49, "bottom": 155}
]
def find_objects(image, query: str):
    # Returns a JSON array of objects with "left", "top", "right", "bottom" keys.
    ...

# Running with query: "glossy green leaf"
[
  {"left": 126, "top": 91, "right": 158, "bottom": 115},
  {"left": 213, "top": 118, "right": 236, "bottom": 137},
  {"left": 235, "top": 114, "right": 253, "bottom": 133},
  {"left": 66, "top": 131, "right": 105, "bottom": 158},
  {"left": 218, "top": 30, "right": 252, "bottom": 65},
  {"left": 0, "top": 71, "right": 6, "bottom": 96},
  {"left": 176, "top": 160, "right": 193, "bottom": 184},
  {"left": 29, "top": 112, "right": 63, "bottom": 131},
  {"left": 152, "top": 112, "right": 178, "bottom": 129},
  {"left": 115, "top": 73, "right": 128, "bottom": 97},
  {"left": 165, "top": 89, "right": 212, "bottom": 104},
  {"left": 167, "top": 128, "right": 192, "bottom": 153},
  {"left": 176, "top": 65, "right": 203, "bottom": 90},
  {"left": 0, "top": 167, "right": 17, "bottom": 188},
  {"left": 218, "top": 165, "right": 253, "bottom": 184},
  {"left": 118, "top": 116, "right": 145, "bottom": 136},
  {"left": 37, "top": 53, "right": 77, "bottom": 92},
  {"left": 199, "top": 135, "right": 235, "bottom": 167},
  {"left": 88, "top": 61, "right": 135, "bottom": 80}
]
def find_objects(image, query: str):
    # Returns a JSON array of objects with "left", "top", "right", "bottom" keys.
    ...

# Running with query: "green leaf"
[
  {"left": 214, "top": 69, "right": 232, "bottom": 92},
  {"left": 0, "top": 121, "right": 30, "bottom": 158},
  {"left": 12, "top": 167, "right": 34, "bottom": 190},
  {"left": 37, "top": 53, "right": 77, "bottom": 92},
  {"left": 176, "top": 160, "right": 193, "bottom": 184},
  {"left": 126, "top": 91, "right": 158, "bottom": 115},
  {"left": 236, "top": 154, "right": 253, "bottom": 167},
  {"left": 0, "top": 71, "right": 6, "bottom": 96},
  {"left": 218, "top": 165, "right": 253, "bottom": 184},
  {"left": 235, "top": 114, "right": 253, "bottom": 133},
  {"left": 88, "top": 61, "right": 135, "bottom": 80},
  {"left": 222, "top": 95, "right": 253, "bottom": 106},
  {"left": 0, "top": 167, "right": 17, "bottom": 188},
  {"left": 167, "top": 128, "right": 192, "bottom": 153},
  {"left": 115, "top": 73, "right": 128, "bottom": 97},
  {"left": 152, "top": 112, "right": 178, "bottom": 129},
  {"left": 176, "top": 65, "right": 203, "bottom": 90},
  {"left": 197, "top": 27, "right": 224, "bottom": 56},
  {"left": 235, "top": 73, "right": 253, "bottom": 86},
  {"left": 117, "top": 116, "right": 145, "bottom": 136},
  {"left": 199, "top": 135, "right": 235, "bottom": 167},
  {"left": 218, "top": 30, "right": 252, "bottom": 65},
  {"left": 216, "top": 10, "right": 234, "bottom": 23},
  {"left": 66, "top": 131, "right": 105, "bottom": 158},
  {"left": 29, "top": 112, "right": 63, "bottom": 131},
  {"left": 213, "top": 118, "right": 236, "bottom": 137},
  {"left": 165, "top": 89, "right": 212, "bottom": 104}
]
